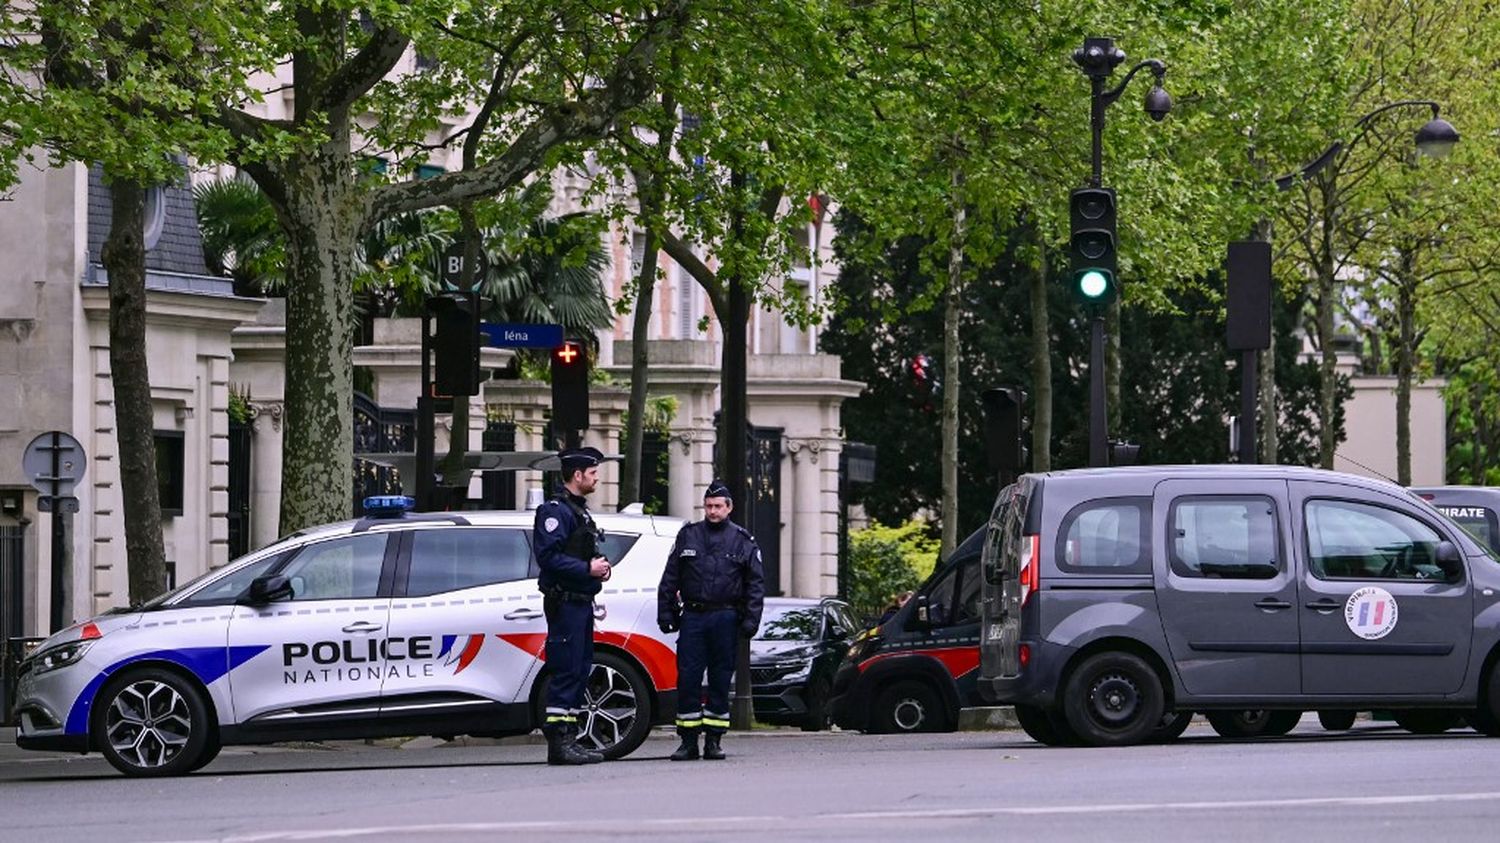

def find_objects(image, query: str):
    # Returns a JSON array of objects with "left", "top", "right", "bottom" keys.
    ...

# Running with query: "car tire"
[
  {"left": 1015, "top": 704, "right": 1080, "bottom": 746},
  {"left": 92, "top": 667, "right": 215, "bottom": 778},
  {"left": 1393, "top": 710, "right": 1462, "bottom": 735},
  {"left": 1265, "top": 710, "right": 1302, "bottom": 736},
  {"left": 187, "top": 738, "right": 222, "bottom": 773},
  {"left": 1318, "top": 710, "right": 1357, "bottom": 731},
  {"left": 1151, "top": 711, "right": 1194, "bottom": 743},
  {"left": 569, "top": 651, "right": 654, "bottom": 760},
  {"left": 1206, "top": 710, "right": 1277, "bottom": 739},
  {"left": 800, "top": 676, "right": 832, "bottom": 732},
  {"left": 871, "top": 680, "right": 949, "bottom": 734},
  {"left": 1060, "top": 652, "right": 1165, "bottom": 747},
  {"left": 1471, "top": 666, "right": 1500, "bottom": 737}
]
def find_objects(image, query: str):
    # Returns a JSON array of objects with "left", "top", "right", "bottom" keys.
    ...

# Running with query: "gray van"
[
  {"left": 1414, "top": 487, "right": 1500, "bottom": 556},
  {"left": 977, "top": 465, "right": 1500, "bottom": 747}
]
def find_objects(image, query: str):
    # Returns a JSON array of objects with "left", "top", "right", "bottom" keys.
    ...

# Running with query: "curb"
[{"left": 957, "top": 706, "right": 1020, "bottom": 732}]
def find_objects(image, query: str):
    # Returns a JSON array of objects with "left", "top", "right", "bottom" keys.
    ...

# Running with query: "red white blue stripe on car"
[{"left": 64, "top": 646, "right": 271, "bottom": 735}]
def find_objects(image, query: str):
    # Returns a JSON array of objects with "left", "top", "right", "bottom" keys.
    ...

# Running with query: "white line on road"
[{"left": 159, "top": 791, "right": 1500, "bottom": 842}]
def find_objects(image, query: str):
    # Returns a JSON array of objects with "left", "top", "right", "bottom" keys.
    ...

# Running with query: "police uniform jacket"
[
  {"left": 658, "top": 520, "right": 764, "bottom": 630},
  {"left": 534, "top": 488, "right": 603, "bottom": 597}
]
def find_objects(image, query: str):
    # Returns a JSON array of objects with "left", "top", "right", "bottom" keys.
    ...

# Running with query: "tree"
[{"left": 2, "top": 1, "right": 277, "bottom": 603}]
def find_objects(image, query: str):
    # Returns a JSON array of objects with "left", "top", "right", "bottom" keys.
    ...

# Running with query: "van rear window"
[{"left": 1056, "top": 497, "right": 1151, "bottom": 574}]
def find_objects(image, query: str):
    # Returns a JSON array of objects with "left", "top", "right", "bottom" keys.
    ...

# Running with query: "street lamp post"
[
  {"left": 1255, "top": 100, "right": 1459, "bottom": 468},
  {"left": 1071, "top": 37, "right": 1170, "bottom": 467}
]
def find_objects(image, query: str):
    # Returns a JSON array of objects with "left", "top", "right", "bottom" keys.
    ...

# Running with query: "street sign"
[
  {"left": 23, "top": 431, "right": 87, "bottom": 497},
  {"left": 480, "top": 322, "right": 564, "bottom": 349},
  {"left": 36, "top": 496, "right": 79, "bottom": 514},
  {"left": 440, "top": 242, "right": 490, "bottom": 291}
]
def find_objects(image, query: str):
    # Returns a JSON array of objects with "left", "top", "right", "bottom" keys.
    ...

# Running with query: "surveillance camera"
[{"left": 1144, "top": 86, "right": 1172, "bottom": 122}]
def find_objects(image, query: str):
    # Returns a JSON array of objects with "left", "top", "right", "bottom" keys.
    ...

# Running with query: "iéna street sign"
[{"left": 480, "top": 322, "right": 564, "bottom": 349}]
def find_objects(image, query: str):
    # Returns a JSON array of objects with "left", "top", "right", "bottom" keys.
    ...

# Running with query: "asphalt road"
[{"left": 4, "top": 717, "right": 1499, "bottom": 842}]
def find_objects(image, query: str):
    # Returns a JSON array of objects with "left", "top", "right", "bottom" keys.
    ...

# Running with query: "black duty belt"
[
  {"left": 683, "top": 600, "right": 736, "bottom": 613},
  {"left": 543, "top": 587, "right": 597, "bottom": 603}
]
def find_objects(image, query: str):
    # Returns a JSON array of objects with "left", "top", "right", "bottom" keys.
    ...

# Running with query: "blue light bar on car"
[{"left": 363, "top": 495, "right": 415, "bottom": 517}]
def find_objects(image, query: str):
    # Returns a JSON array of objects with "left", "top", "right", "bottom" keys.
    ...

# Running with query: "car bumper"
[
  {"left": 752, "top": 683, "right": 811, "bottom": 721},
  {"left": 828, "top": 660, "right": 868, "bottom": 730},
  {"left": 978, "top": 639, "right": 1072, "bottom": 709},
  {"left": 11, "top": 662, "right": 92, "bottom": 753}
]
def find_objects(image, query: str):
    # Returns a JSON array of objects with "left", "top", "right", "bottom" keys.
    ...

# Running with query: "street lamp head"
[
  {"left": 1415, "top": 116, "right": 1460, "bottom": 158},
  {"left": 1143, "top": 84, "right": 1172, "bottom": 122}
]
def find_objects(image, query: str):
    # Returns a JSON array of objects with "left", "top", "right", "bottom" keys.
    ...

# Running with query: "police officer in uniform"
[
  {"left": 657, "top": 480, "right": 765, "bottom": 760},
  {"left": 534, "top": 446, "right": 612, "bottom": 765}
]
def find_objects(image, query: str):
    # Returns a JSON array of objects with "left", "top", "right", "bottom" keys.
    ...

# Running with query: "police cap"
[
  {"left": 559, "top": 446, "right": 604, "bottom": 473},
  {"left": 704, "top": 479, "right": 733, "bottom": 502}
]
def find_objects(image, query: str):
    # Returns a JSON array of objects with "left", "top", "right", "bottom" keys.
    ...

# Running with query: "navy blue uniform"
[
  {"left": 534, "top": 488, "right": 603, "bottom": 736},
  {"left": 657, "top": 520, "right": 764, "bottom": 735}
]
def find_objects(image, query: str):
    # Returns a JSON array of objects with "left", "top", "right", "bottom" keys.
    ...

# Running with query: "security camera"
[{"left": 1144, "top": 85, "right": 1172, "bottom": 122}]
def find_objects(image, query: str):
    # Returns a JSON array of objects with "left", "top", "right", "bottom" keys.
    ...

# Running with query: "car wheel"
[
  {"left": 1060, "top": 652, "right": 1165, "bottom": 747},
  {"left": 1206, "top": 710, "right": 1278, "bottom": 739},
  {"left": 92, "top": 668, "right": 214, "bottom": 777},
  {"left": 575, "top": 652, "right": 653, "bottom": 760},
  {"left": 871, "top": 680, "right": 948, "bottom": 733},
  {"left": 1471, "top": 666, "right": 1500, "bottom": 737},
  {"left": 1265, "top": 710, "right": 1302, "bottom": 736},
  {"left": 1151, "top": 711, "right": 1193, "bottom": 743},
  {"left": 1318, "top": 710, "right": 1357, "bottom": 731},
  {"left": 1393, "top": 710, "right": 1462, "bottom": 735},
  {"left": 800, "top": 676, "right": 832, "bottom": 732},
  {"left": 1015, "top": 704, "right": 1075, "bottom": 746},
  {"left": 187, "top": 739, "right": 222, "bottom": 773}
]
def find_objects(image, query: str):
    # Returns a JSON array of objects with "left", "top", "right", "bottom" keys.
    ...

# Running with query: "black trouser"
[
  {"left": 675, "top": 607, "right": 736, "bottom": 736},
  {"left": 542, "top": 593, "right": 594, "bottom": 736}
]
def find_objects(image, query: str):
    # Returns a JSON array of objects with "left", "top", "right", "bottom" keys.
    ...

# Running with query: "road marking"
[{"left": 160, "top": 791, "right": 1500, "bottom": 842}]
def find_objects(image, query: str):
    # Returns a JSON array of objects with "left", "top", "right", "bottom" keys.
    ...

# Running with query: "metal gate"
[
  {"left": 641, "top": 430, "right": 671, "bottom": 513},
  {"left": 353, "top": 392, "right": 415, "bottom": 515},
  {"left": 744, "top": 424, "right": 783, "bottom": 596},
  {"left": 2, "top": 525, "right": 25, "bottom": 724},
  {"left": 227, "top": 421, "right": 251, "bottom": 559}
]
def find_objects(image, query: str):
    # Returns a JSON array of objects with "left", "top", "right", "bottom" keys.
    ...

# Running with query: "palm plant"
[
  {"left": 480, "top": 212, "right": 615, "bottom": 343},
  {"left": 193, "top": 177, "right": 285, "bottom": 297}
]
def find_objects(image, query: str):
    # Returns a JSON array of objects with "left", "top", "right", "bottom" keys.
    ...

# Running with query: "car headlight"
[
  {"left": 30, "top": 640, "right": 94, "bottom": 676},
  {"left": 775, "top": 660, "right": 812, "bottom": 682},
  {"left": 846, "top": 637, "right": 876, "bottom": 663}
]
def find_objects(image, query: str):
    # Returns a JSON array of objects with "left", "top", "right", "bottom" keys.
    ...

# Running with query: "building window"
[
  {"left": 416, "top": 164, "right": 445, "bottom": 180},
  {"left": 154, "top": 430, "right": 185, "bottom": 517},
  {"left": 164, "top": 561, "right": 177, "bottom": 590},
  {"left": 142, "top": 187, "right": 166, "bottom": 251}
]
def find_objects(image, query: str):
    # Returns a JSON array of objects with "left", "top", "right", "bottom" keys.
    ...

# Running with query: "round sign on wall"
[{"left": 1344, "top": 586, "right": 1399, "bottom": 640}]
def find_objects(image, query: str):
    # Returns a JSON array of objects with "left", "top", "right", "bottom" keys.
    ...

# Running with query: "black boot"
[
  {"left": 702, "top": 732, "right": 726, "bottom": 760},
  {"left": 670, "top": 733, "right": 700, "bottom": 761},
  {"left": 547, "top": 730, "right": 602, "bottom": 765}
]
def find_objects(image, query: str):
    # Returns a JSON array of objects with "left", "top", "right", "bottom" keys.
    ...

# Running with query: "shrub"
[{"left": 846, "top": 520, "right": 940, "bottom": 623}]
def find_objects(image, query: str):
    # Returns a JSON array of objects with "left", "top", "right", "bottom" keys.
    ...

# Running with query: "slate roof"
[{"left": 85, "top": 165, "right": 236, "bottom": 295}]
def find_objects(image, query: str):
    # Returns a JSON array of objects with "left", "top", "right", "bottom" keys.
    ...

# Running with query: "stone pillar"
[
  {"left": 247, "top": 401, "right": 284, "bottom": 549},
  {"left": 787, "top": 438, "right": 825, "bottom": 597}
]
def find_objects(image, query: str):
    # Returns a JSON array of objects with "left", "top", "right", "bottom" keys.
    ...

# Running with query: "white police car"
[{"left": 11, "top": 497, "right": 683, "bottom": 776}]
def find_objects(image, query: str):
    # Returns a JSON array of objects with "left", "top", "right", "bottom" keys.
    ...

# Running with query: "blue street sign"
[{"left": 480, "top": 322, "right": 564, "bottom": 349}]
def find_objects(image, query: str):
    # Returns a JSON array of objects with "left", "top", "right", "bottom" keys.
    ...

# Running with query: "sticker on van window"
[{"left": 1344, "top": 586, "right": 1399, "bottom": 640}]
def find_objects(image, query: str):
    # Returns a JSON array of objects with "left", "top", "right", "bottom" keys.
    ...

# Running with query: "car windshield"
[{"left": 755, "top": 606, "right": 823, "bottom": 641}]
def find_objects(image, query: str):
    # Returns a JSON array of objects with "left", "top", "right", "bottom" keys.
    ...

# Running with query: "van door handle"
[
  {"left": 342, "top": 621, "right": 383, "bottom": 634},
  {"left": 1305, "top": 599, "right": 1341, "bottom": 613},
  {"left": 1254, "top": 598, "right": 1292, "bottom": 611},
  {"left": 504, "top": 608, "right": 544, "bottom": 621}
]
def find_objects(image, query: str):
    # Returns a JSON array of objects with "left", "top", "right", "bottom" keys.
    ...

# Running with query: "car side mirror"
[
  {"left": 1435, "top": 541, "right": 1464, "bottom": 581},
  {"left": 242, "top": 574, "right": 293, "bottom": 606},
  {"left": 912, "top": 595, "right": 931, "bottom": 628}
]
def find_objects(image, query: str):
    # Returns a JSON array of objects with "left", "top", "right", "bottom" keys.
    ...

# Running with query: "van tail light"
[
  {"left": 1018, "top": 643, "right": 1031, "bottom": 669},
  {"left": 1019, "top": 534, "right": 1040, "bottom": 608}
]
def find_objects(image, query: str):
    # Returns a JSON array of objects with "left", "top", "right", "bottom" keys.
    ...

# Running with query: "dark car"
[{"left": 750, "top": 598, "right": 858, "bottom": 731}]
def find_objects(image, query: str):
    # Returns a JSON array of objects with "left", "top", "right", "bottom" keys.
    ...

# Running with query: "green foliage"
[{"left": 846, "top": 521, "right": 940, "bottom": 621}]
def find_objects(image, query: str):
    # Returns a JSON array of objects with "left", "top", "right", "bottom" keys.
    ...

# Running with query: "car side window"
[
  {"left": 824, "top": 604, "right": 854, "bottom": 639},
  {"left": 953, "top": 560, "right": 982, "bottom": 624},
  {"left": 1056, "top": 497, "right": 1151, "bottom": 574},
  {"left": 407, "top": 528, "right": 531, "bottom": 596},
  {"left": 1170, "top": 496, "right": 1280, "bottom": 580},
  {"left": 921, "top": 566, "right": 959, "bottom": 628},
  {"left": 279, "top": 534, "right": 388, "bottom": 600},
  {"left": 1305, "top": 499, "right": 1447, "bottom": 581},
  {"left": 177, "top": 553, "right": 286, "bottom": 607}
]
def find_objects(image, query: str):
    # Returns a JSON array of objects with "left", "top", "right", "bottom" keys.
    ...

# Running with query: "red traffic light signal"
[{"left": 551, "top": 341, "right": 590, "bottom": 432}]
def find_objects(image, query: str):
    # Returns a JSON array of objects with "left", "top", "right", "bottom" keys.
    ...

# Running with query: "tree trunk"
[
  {"left": 620, "top": 228, "right": 660, "bottom": 508},
  {"left": 1029, "top": 228, "right": 1051, "bottom": 472},
  {"left": 1395, "top": 262, "right": 1415, "bottom": 486},
  {"left": 101, "top": 176, "right": 168, "bottom": 605},
  {"left": 940, "top": 165, "right": 965, "bottom": 558},
  {"left": 274, "top": 144, "right": 362, "bottom": 533},
  {"left": 1316, "top": 178, "right": 1338, "bottom": 470}
]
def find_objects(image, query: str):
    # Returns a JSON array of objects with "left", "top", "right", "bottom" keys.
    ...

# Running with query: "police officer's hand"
[
  {"left": 590, "top": 557, "right": 611, "bottom": 579},
  {"left": 658, "top": 618, "right": 678, "bottom": 634},
  {"left": 739, "top": 620, "right": 759, "bottom": 639}
]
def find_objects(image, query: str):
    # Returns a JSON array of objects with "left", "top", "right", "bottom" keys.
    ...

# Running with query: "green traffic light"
[{"left": 1079, "top": 270, "right": 1108, "bottom": 299}]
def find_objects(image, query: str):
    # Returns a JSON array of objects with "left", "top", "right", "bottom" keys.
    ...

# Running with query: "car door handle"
[
  {"left": 1254, "top": 598, "right": 1293, "bottom": 611},
  {"left": 342, "top": 621, "right": 384, "bottom": 634},
  {"left": 1305, "top": 599, "right": 1341, "bottom": 613},
  {"left": 504, "top": 608, "right": 544, "bottom": 621}
]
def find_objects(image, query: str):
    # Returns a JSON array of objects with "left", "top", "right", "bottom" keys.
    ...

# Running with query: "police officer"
[
  {"left": 657, "top": 479, "right": 765, "bottom": 760},
  {"left": 533, "top": 446, "right": 612, "bottom": 765}
]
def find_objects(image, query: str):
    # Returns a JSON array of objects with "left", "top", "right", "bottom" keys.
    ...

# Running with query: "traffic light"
[
  {"left": 982, "top": 386, "right": 1027, "bottom": 478},
  {"left": 430, "top": 293, "right": 480, "bottom": 396},
  {"left": 551, "top": 340, "right": 590, "bottom": 432},
  {"left": 908, "top": 353, "right": 939, "bottom": 410},
  {"left": 1069, "top": 186, "right": 1117, "bottom": 306}
]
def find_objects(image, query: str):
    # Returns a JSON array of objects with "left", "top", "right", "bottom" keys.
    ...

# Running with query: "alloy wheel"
[
  {"left": 578, "top": 662, "right": 639, "bottom": 752},
  {"left": 105, "top": 679, "right": 193, "bottom": 770}
]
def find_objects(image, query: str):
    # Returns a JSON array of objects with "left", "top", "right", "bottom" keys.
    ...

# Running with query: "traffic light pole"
[
  {"left": 1239, "top": 349, "right": 1259, "bottom": 464},
  {"left": 1089, "top": 315, "right": 1107, "bottom": 467}
]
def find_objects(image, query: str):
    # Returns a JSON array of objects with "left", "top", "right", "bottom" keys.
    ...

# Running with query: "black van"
[
  {"left": 828, "top": 528, "right": 987, "bottom": 733},
  {"left": 978, "top": 466, "right": 1500, "bottom": 747}
]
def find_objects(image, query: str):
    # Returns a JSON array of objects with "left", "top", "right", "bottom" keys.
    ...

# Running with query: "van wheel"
[
  {"left": 1015, "top": 704, "right": 1072, "bottom": 746},
  {"left": 1061, "top": 652, "right": 1164, "bottom": 747},
  {"left": 1266, "top": 711, "right": 1302, "bottom": 735},
  {"left": 1151, "top": 711, "right": 1193, "bottom": 743},
  {"left": 871, "top": 680, "right": 948, "bottom": 733},
  {"left": 1393, "top": 710, "right": 1462, "bottom": 735},
  {"left": 92, "top": 668, "right": 215, "bottom": 777},
  {"left": 1318, "top": 710, "right": 1357, "bottom": 731},
  {"left": 1472, "top": 666, "right": 1500, "bottom": 737},
  {"left": 1207, "top": 710, "right": 1275, "bottom": 738}
]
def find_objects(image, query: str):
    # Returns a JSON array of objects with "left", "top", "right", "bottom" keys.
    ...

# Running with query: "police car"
[{"left": 11, "top": 497, "right": 684, "bottom": 776}]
